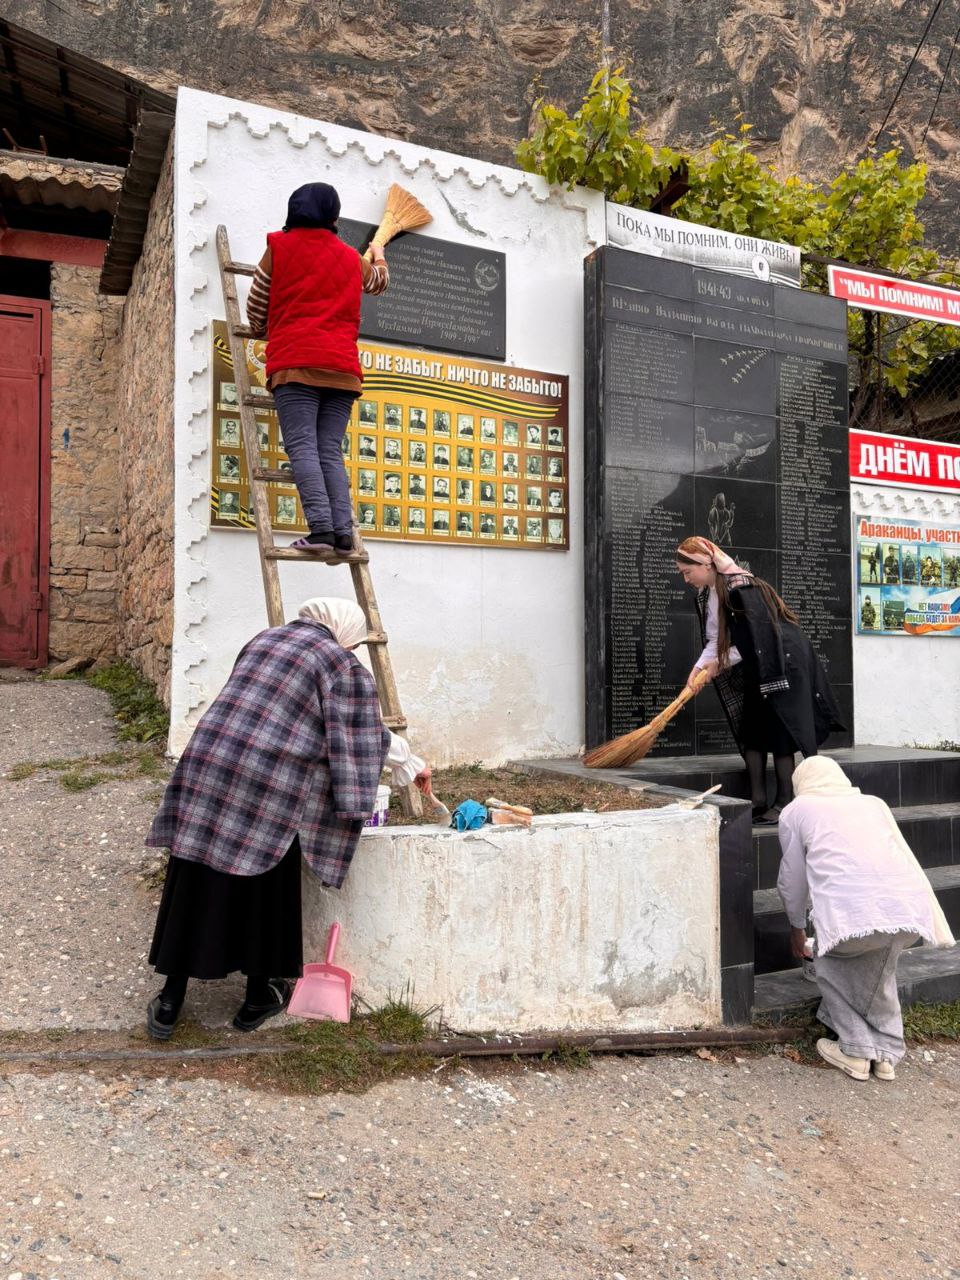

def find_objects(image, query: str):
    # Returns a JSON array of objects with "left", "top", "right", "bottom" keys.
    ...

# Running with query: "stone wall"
[
  {"left": 116, "top": 138, "right": 175, "bottom": 705},
  {"left": 48, "top": 264, "right": 123, "bottom": 661},
  {"left": 6, "top": 0, "right": 960, "bottom": 253}
]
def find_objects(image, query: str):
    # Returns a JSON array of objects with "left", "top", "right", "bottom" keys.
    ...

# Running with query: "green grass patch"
[
  {"left": 87, "top": 661, "right": 169, "bottom": 745},
  {"left": 275, "top": 1015, "right": 429, "bottom": 1093},
  {"left": 903, "top": 1000, "right": 960, "bottom": 1042},
  {"left": 60, "top": 770, "right": 110, "bottom": 792},
  {"left": 361, "top": 983, "right": 438, "bottom": 1044},
  {"left": 5, "top": 762, "right": 40, "bottom": 781}
]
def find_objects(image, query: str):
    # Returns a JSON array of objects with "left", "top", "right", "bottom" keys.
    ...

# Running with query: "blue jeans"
[{"left": 272, "top": 384, "right": 356, "bottom": 536}]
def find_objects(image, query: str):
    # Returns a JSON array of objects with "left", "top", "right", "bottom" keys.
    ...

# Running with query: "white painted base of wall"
[{"left": 302, "top": 807, "right": 721, "bottom": 1034}]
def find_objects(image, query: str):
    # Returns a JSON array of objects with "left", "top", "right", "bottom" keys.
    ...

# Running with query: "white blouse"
[
  {"left": 385, "top": 732, "right": 425, "bottom": 787},
  {"left": 694, "top": 588, "right": 742, "bottom": 671}
]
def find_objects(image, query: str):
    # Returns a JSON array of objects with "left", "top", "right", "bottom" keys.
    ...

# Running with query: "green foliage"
[
  {"left": 87, "top": 661, "right": 169, "bottom": 744},
  {"left": 517, "top": 70, "right": 960, "bottom": 402},
  {"left": 516, "top": 66, "right": 682, "bottom": 208}
]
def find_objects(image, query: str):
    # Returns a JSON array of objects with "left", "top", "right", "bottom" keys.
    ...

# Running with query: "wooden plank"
[
  {"left": 265, "top": 546, "right": 369, "bottom": 564},
  {"left": 251, "top": 466, "right": 293, "bottom": 482},
  {"left": 216, "top": 223, "right": 285, "bottom": 628},
  {"left": 242, "top": 392, "right": 275, "bottom": 408},
  {"left": 224, "top": 259, "right": 255, "bottom": 276}
]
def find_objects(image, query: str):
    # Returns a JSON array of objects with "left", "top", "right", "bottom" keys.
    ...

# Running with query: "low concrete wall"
[{"left": 302, "top": 806, "right": 721, "bottom": 1034}]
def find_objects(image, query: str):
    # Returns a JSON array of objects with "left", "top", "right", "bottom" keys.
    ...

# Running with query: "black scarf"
[{"left": 283, "top": 183, "right": 341, "bottom": 232}]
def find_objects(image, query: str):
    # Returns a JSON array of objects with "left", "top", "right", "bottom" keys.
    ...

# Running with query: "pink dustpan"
[{"left": 288, "top": 923, "right": 352, "bottom": 1023}]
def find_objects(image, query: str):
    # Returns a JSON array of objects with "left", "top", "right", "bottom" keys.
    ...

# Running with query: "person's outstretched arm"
[{"left": 777, "top": 807, "right": 810, "bottom": 957}]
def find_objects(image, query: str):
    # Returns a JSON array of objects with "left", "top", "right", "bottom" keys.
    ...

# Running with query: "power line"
[
  {"left": 920, "top": 20, "right": 960, "bottom": 146},
  {"left": 871, "top": 0, "right": 945, "bottom": 150}
]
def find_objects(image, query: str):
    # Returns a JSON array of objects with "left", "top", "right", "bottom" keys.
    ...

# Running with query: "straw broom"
[
  {"left": 583, "top": 669, "right": 712, "bottom": 768},
  {"left": 363, "top": 184, "right": 431, "bottom": 258}
]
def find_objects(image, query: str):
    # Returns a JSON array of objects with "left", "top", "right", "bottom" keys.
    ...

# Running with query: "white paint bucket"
[{"left": 364, "top": 784, "right": 391, "bottom": 828}]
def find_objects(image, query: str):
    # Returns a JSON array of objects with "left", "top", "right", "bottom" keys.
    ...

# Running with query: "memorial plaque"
[
  {"left": 339, "top": 217, "right": 506, "bottom": 360},
  {"left": 694, "top": 339, "right": 777, "bottom": 414},
  {"left": 695, "top": 408, "right": 777, "bottom": 484},
  {"left": 693, "top": 475, "right": 777, "bottom": 551},
  {"left": 606, "top": 322, "right": 694, "bottom": 403},
  {"left": 606, "top": 398, "right": 695, "bottom": 474},
  {"left": 585, "top": 246, "right": 853, "bottom": 753}
]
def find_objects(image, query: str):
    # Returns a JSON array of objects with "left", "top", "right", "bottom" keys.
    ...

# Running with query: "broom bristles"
[
  {"left": 370, "top": 183, "right": 432, "bottom": 248},
  {"left": 583, "top": 671, "right": 711, "bottom": 769}
]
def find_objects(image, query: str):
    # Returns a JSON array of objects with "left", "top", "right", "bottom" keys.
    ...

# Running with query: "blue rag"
[{"left": 450, "top": 800, "right": 487, "bottom": 831}]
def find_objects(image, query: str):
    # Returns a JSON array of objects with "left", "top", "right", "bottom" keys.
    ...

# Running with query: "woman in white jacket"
[{"left": 777, "top": 756, "right": 954, "bottom": 1081}]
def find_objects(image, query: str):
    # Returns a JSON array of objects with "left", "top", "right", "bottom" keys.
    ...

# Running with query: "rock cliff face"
[{"left": 7, "top": 0, "right": 959, "bottom": 249}]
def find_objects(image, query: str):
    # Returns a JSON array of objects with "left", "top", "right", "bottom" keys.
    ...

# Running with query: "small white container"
[{"left": 364, "top": 784, "right": 391, "bottom": 829}]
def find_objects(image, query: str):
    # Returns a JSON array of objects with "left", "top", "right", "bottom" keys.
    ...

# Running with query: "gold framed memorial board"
[{"left": 210, "top": 321, "right": 569, "bottom": 549}]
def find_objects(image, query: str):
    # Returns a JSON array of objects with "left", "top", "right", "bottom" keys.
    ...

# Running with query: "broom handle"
[{"left": 651, "top": 669, "right": 711, "bottom": 729}]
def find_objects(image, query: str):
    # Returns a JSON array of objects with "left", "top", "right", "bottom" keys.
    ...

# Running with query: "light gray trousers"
[{"left": 814, "top": 930, "right": 920, "bottom": 1064}]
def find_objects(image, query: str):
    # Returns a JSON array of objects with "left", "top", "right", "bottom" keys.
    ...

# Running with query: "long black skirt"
[{"left": 149, "top": 836, "right": 304, "bottom": 980}]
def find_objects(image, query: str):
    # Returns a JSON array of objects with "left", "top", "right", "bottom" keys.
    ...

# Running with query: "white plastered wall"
[
  {"left": 853, "top": 482, "right": 960, "bottom": 747},
  {"left": 171, "top": 88, "right": 605, "bottom": 761}
]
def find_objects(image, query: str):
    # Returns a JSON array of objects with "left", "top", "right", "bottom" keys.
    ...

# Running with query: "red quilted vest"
[{"left": 265, "top": 228, "right": 363, "bottom": 381}]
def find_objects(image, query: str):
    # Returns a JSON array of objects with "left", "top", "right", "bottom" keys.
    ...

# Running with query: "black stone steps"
[
  {"left": 753, "top": 865, "right": 960, "bottom": 975},
  {"left": 755, "top": 944, "right": 960, "bottom": 1020},
  {"left": 753, "top": 801, "right": 960, "bottom": 889}
]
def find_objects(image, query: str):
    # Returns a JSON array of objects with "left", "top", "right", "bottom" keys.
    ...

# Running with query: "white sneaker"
[
  {"left": 816, "top": 1037, "right": 870, "bottom": 1081},
  {"left": 873, "top": 1059, "right": 896, "bottom": 1081}
]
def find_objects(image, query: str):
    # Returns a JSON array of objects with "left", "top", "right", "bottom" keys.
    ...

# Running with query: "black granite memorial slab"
[
  {"left": 778, "top": 486, "right": 850, "bottom": 556},
  {"left": 693, "top": 475, "right": 778, "bottom": 551},
  {"left": 777, "top": 354, "right": 848, "bottom": 427},
  {"left": 606, "top": 322, "right": 695, "bottom": 403},
  {"left": 584, "top": 247, "right": 852, "bottom": 755},
  {"left": 778, "top": 416, "right": 849, "bottom": 492},
  {"left": 693, "top": 339, "right": 777, "bottom": 414},
  {"left": 775, "top": 287, "right": 847, "bottom": 330},
  {"left": 692, "top": 269, "right": 774, "bottom": 315},
  {"left": 605, "top": 397, "right": 696, "bottom": 474},
  {"left": 339, "top": 217, "right": 506, "bottom": 360},
  {"left": 605, "top": 247, "right": 694, "bottom": 299},
  {"left": 695, "top": 407, "right": 777, "bottom": 484}
]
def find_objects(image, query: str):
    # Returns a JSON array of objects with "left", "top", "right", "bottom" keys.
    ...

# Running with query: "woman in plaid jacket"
[{"left": 145, "top": 597, "right": 427, "bottom": 1039}]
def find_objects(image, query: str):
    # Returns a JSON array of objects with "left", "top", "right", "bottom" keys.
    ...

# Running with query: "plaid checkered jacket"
[{"left": 147, "top": 619, "right": 390, "bottom": 887}]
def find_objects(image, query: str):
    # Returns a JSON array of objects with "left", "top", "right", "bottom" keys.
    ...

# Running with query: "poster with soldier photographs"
[
  {"left": 855, "top": 515, "right": 960, "bottom": 636},
  {"left": 209, "top": 322, "right": 569, "bottom": 550}
]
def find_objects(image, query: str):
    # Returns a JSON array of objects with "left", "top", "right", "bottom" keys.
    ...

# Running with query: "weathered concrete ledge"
[{"left": 302, "top": 806, "right": 721, "bottom": 1034}]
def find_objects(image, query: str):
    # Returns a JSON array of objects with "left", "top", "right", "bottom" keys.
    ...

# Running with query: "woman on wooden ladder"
[
  {"left": 674, "top": 536, "right": 843, "bottom": 823},
  {"left": 246, "top": 182, "right": 388, "bottom": 554}
]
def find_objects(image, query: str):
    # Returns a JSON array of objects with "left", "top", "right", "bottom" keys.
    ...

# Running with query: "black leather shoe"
[
  {"left": 334, "top": 534, "right": 354, "bottom": 554},
  {"left": 146, "top": 993, "right": 183, "bottom": 1040},
  {"left": 232, "top": 978, "right": 293, "bottom": 1033}
]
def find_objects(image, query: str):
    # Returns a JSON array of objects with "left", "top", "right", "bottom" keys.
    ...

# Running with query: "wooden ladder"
[{"left": 216, "top": 224, "right": 422, "bottom": 818}]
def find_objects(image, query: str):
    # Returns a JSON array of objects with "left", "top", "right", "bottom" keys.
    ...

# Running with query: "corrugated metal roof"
[
  {"left": 0, "top": 18, "right": 174, "bottom": 164},
  {"left": 0, "top": 150, "right": 123, "bottom": 214},
  {"left": 99, "top": 109, "right": 174, "bottom": 295}
]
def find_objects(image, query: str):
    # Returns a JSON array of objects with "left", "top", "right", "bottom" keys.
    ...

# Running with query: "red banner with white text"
[{"left": 849, "top": 428, "right": 960, "bottom": 494}]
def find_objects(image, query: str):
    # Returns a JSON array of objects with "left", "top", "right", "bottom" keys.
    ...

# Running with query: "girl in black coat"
[{"left": 675, "top": 536, "right": 844, "bottom": 823}]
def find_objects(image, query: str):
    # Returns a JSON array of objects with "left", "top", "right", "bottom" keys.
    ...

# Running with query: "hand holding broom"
[
  {"left": 363, "top": 183, "right": 432, "bottom": 261},
  {"left": 583, "top": 668, "right": 713, "bottom": 769}
]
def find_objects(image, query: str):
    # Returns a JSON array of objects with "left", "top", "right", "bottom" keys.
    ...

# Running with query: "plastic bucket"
[{"left": 364, "top": 784, "right": 391, "bottom": 828}]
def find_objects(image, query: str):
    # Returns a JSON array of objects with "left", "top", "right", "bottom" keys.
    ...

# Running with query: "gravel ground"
[
  {"left": 0, "top": 676, "right": 250, "bottom": 1031},
  {"left": 1, "top": 1050, "right": 959, "bottom": 1280},
  {"left": 2, "top": 676, "right": 959, "bottom": 1280}
]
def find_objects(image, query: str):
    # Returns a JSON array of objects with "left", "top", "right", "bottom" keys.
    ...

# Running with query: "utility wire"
[
  {"left": 920, "top": 20, "right": 960, "bottom": 146},
  {"left": 871, "top": 0, "right": 945, "bottom": 150}
]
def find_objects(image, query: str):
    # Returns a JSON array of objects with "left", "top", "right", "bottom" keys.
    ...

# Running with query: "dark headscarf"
[{"left": 282, "top": 183, "right": 341, "bottom": 232}]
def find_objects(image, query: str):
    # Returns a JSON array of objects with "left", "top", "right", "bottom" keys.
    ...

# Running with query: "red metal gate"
[{"left": 0, "top": 296, "right": 50, "bottom": 667}]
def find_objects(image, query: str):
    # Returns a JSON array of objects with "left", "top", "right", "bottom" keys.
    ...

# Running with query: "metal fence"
[{"left": 848, "top": 312, "right": 960, "bottom": 443}]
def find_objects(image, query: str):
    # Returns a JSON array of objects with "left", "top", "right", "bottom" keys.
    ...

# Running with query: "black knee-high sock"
[
  {"left": 245, "top": 975, "right": 273, "bottom": 1006},
  {"left": 160, "top": 974, "right": 188, "bottom": 1005},
  {"left": 744, "top": 749, "right": 768, "bottom": 809},
  {"left": 773, "top": 754, "right": 796, "bottom": 809}
]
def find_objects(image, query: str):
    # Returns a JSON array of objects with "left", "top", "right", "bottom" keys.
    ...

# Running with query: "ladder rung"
[
  {"left": 383, "top": 716, "right": 407, "bottom": 730},
  {"left": 225, "top": 259, "right": 256, "bottom": 277},
  {"left": 243, "top": 392, "right": 275, "bottom": 408},
  {"left": 365, "top": 632, "right": 388, "bottom": 644},
  {"left": 252, "top": 467, "right": 293, "bottom": 482},
  {"left": 265, "top": 546, "right": 369, "bottom": 564},
  {"left": 232, "top": 323, "right": 256, "bottom": 339}
]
